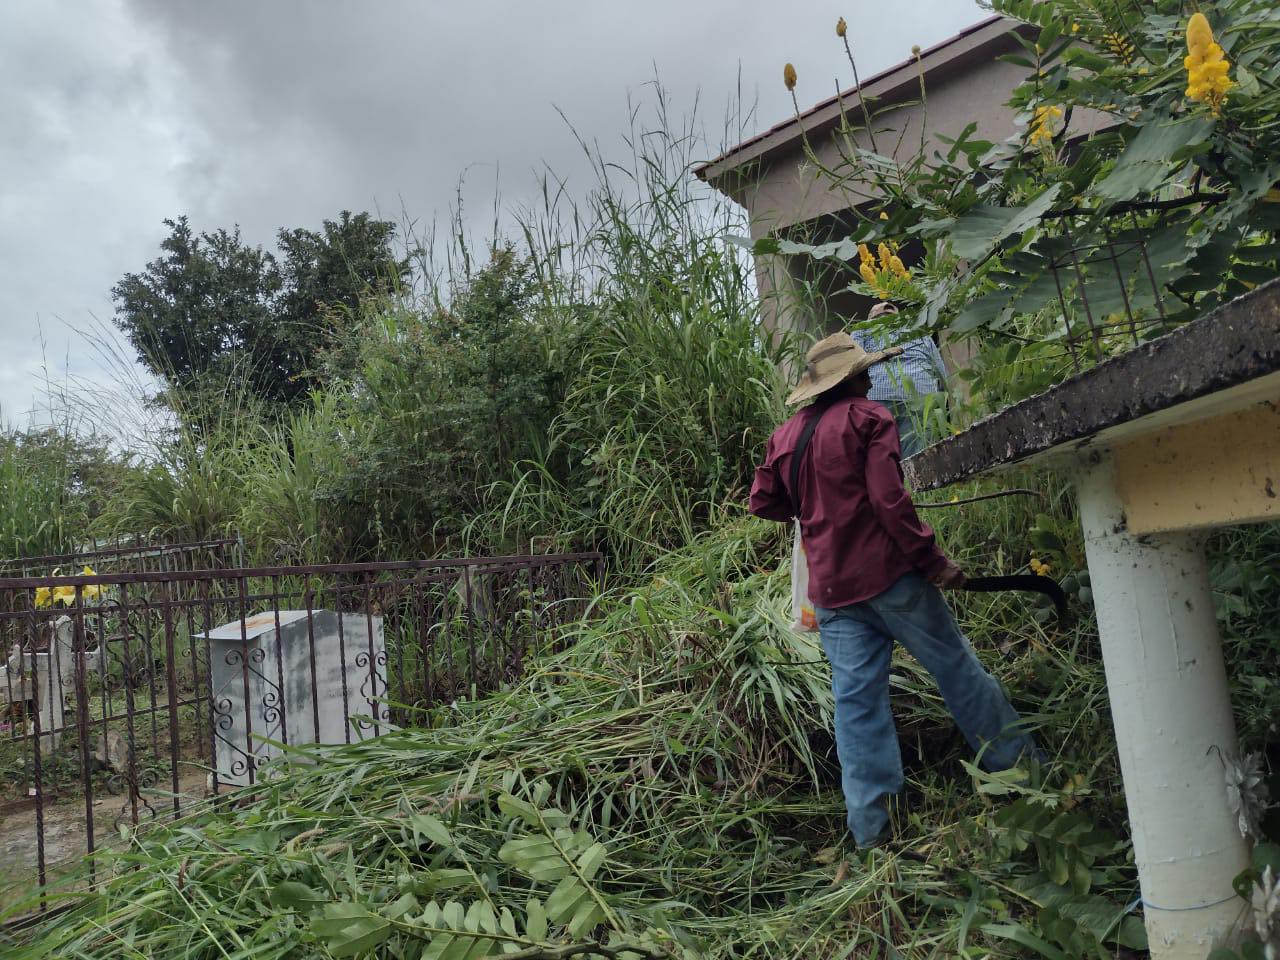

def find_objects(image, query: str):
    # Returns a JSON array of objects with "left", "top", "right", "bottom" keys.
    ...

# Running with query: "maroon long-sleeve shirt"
[{"left": 749, "top": 396, "right": 949, "bottom": 608}]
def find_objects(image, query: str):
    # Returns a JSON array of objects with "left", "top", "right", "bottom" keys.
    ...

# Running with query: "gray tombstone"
[{"left": 199, "top": 609, "right": 386, "bottom": 786}]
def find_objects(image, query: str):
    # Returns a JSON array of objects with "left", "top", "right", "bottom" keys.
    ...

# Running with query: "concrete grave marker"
[{"left": 199, "top": 609, "right": 386, "bottom": 787}]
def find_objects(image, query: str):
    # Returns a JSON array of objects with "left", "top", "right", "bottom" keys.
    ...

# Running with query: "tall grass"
[
  {"left": 466, "top": 99, "right": 794, "bottom": 571},
  {"left": 0, "top": 439, "right": 80, "bottom": 560}
]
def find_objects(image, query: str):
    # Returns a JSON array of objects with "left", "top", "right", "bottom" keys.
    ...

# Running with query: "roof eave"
[{"left": 695, "top": 14, "right": 1020, "bottom": 186}]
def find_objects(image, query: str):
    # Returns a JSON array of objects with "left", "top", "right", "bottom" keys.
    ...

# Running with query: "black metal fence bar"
[{"left": 0, "top": 551, "right": 602, "bottom": 910}]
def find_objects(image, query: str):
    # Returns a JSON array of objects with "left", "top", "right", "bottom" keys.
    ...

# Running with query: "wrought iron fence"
[
  {"left": 1040, "top": 195, "right": 1220, "bottom": 371},
  {"left": 0, "top": 551, "right": 602, "bottom": 911}
]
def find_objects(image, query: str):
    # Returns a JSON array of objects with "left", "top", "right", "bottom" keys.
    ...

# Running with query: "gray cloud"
[{"left": 3, "top": 0, "right": 983, "bottom": 427}]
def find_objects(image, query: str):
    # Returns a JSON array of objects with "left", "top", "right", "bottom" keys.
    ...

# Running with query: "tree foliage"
[
  {"left": 112, "top": 212, "right": 409, "bottom": 409},
  {"left": 312, "top": 244, "right": 577, "bottom": 555}
]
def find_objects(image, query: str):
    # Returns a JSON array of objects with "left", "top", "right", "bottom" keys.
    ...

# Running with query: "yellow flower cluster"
[
  {"left": 1029, "top": 105, "right": 1063, "bottom": 147},
  {"left": 858, "top": 241, "right": 910, "bottom": 299},
  {"left": 836, "top": 17, "right": 847, "bottom": 39},
  {"left": 1103, "top": 30, "right": 1135, "bottom": 65},
  {"left": 1184, "top": 13, "right": 1233, "bottom": 116},
  {"left": 34, "top": 566, "right": 103, "bottom": 609},
  {"left": 1029, "top": 557, "right": 1052, "bottom": 576},
  {"left": 783, "top": 62, "right": 797, "bottom": 92}
]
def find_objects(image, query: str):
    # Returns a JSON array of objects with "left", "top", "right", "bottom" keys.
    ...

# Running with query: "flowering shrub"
[{"left": 762, "top": 0, "right": 1280, "bottom": 411}]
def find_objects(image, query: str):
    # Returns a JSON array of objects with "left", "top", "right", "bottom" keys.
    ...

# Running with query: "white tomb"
[
  {"left": 200, "top": 609, "right": 386, "bottom": 786},
  {"left": 0, "top": 616, "right": 101, "bottom": 751}
]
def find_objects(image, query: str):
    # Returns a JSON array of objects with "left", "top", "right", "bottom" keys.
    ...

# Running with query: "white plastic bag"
[{"left": 790, "top": 520, "right": 818, "bottom": 633}]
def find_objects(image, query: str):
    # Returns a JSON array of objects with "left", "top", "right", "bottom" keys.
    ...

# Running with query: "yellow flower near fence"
[{"left": 33, "top": 565, "right": 104, "bottom": 608}]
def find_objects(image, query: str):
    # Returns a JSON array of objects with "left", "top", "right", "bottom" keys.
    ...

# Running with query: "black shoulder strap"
[{"left": 789, "top": 403, "right": 836, "bottom": 516}]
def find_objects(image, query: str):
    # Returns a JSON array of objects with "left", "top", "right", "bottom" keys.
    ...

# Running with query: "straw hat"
[{"left": 785, "top": 333, "right": 903, "bottom": 406}]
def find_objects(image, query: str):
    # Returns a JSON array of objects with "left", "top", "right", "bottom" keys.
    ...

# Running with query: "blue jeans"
[{"left": 816, "top": 573, "right": 1040, "bottom": 847}]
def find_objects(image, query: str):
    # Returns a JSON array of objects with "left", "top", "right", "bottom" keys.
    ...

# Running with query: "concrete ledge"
[{"left": 904, "top": 279, "right": 1280, "bottom": 492}]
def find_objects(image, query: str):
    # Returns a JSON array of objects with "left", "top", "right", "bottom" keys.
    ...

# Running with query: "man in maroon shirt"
[{"left": 750, "top": 333, "right": 1040, "bottom": 850}]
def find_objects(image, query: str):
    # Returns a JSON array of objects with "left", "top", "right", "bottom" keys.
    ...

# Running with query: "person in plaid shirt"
[{"left": 848, "top": 302, "right": 947, "bottom": 457}]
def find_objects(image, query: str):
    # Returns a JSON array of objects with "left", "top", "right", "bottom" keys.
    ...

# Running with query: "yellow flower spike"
[
  {"left": 1029, "top": 105, "right": 1063, "bottom": 147},
  {"left": 1183, "top": 13, "right": 1233, "bottom": 115},
  {"left": 876, "top": 242, "right": 891, "bottom": 267},
  {"left": 1103, "top": 30, "right": 1135, "bottom": 65},
  {"left": 836, "top": 16, "right": 847, "bottom": 38},
  {"left": 889, "top": 255, "right": 909, "bottom": 279},
  {"left": 783, "top": 63, "right": 797, "bottom": 92},
  {"left": 1186, "top": 12, "right": 1212, "bottom": 54}
]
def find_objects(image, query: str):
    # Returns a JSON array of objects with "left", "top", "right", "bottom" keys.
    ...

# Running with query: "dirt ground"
[{"left": 0, "top": 764, "right": 210, "bottom": 911}]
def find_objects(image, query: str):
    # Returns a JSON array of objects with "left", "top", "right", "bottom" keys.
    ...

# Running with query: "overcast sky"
[{"left": 2, "top": 0, "right": 984, "bottom": 434}]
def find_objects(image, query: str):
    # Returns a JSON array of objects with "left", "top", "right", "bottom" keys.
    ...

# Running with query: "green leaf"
[
  {"left": 416, "top": 898, "right": 504, "bottom": 960},
  {"left": 951, "top": 290, "right": 1013, "bottom": 334},
  {"left": 546, "top": 876, "right": 598, "bottom": 931},
  {"left": 948, "top": 185, "right": 1063, "bottom": 260},
  {"left": 1093, "top": 117, "right": 1216, "bottom": 202},
  {"left": 1116, "top": 915, "right": 1148, "bottom": 951},
  {"left": 1050, "top": 851, "right": 1070, "bottom": 886},
  {"left": 270, "top": 881, "right": 328, "bottom": 913},
  {"left": 576, "top": 841, "right": 609, "bottom": 882},
  {"left": 1070, "top": 858, "right": 1092, "bottom": 896},
  {"left": 1030, "top": 529, "right": 1065, "bottom": 553},
  {"left": 1236, "top": 64, "right": 1261, "bottom": 100},
  {"left": 525, "top": 898, "right": 548, "bottom": 943},
  {"left": 412, "top": 814, "right": 454, "bottom": 849},
  {"left": 499, "top": 836, "right": 573, "bottom": 883},
  {"left": 496, "top": 793, "right": 541, "bottom": 828},
  {"left": 1253, "top": 842, "right": 1280, "bottom": 875},
  {"left": 311, "top": 902, "right": 393, "bottom": 958},
  {"left": 980, "top": 922, "right": 1070, "bottom": 960},
  {"left": 1094, "top": 161, "right": 1174, "bottom": 203}
]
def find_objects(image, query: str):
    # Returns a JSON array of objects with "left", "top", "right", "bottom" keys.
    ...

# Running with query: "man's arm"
[
  {"left": 864, "top": 413, "right": 965, "bottom": 587},
  {"left": 749, "top": 436, "right": 794, "bottom": 523}
]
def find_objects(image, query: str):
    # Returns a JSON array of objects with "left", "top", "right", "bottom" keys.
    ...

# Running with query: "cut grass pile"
[{"left": 4, "top": 509, "right": 1151, "bottom": 959}]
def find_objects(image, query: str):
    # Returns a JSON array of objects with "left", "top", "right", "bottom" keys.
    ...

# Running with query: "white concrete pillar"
[{"left": 1077, "top": 454, "right": 1250, "bottom": 957}]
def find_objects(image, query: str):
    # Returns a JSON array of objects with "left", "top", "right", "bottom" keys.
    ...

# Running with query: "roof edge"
[{"left": 695, "top": 14, "right": 1012, "bottom": 183}]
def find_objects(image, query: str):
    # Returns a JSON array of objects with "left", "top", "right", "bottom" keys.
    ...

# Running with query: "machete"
[{"left": 962, "top": 574, "right": 1069, "bottom": 623}]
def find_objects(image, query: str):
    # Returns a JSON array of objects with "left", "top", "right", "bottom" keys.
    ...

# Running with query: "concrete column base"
[{"left": 1078, "top": 454, "right": 1251, "bottom": 957}]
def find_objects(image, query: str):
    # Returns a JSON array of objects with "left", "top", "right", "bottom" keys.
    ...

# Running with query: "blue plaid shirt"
[{"left": 849, "top": 329, "right": 947, "bottom": 403}]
